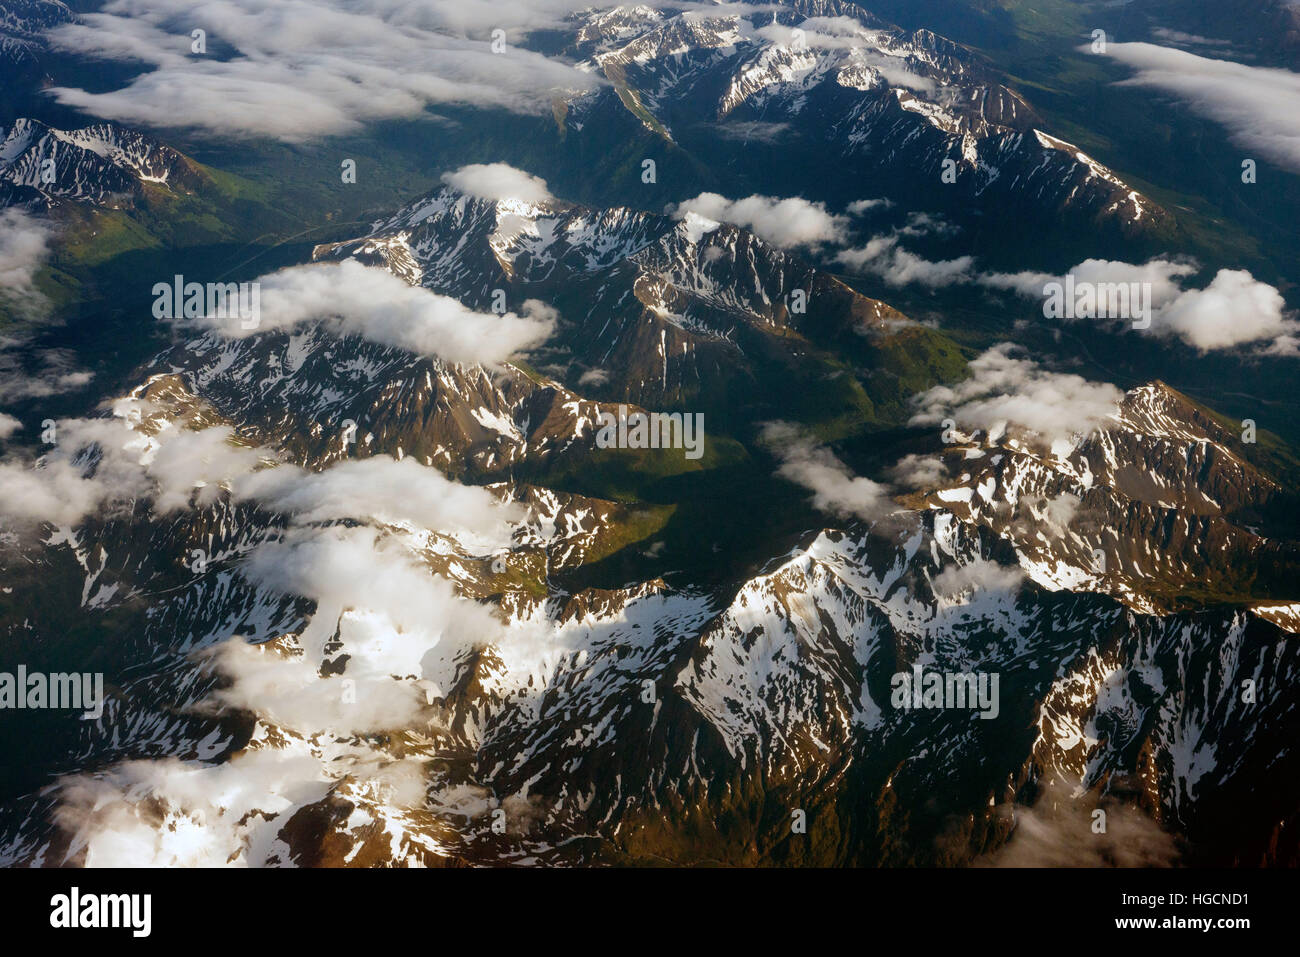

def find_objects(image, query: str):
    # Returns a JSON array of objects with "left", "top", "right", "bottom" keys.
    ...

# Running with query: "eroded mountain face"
[
  {"left": 0, "top": 118, "right": 203, "bottom": 209},
  {"left": 0, "top": 1, "right": 1297, "bottom": 869},
  {"left": 312, "top": 185, "right": 947, "bottom": 429},
  {"left": 557, "top": 0, "right": 1166, "bottom": 244},
  {"left": 0, "top": 168, "right": 1296, "bottom": 868}
]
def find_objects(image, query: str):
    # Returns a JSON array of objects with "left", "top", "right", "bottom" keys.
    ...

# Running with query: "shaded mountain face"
[
  {"left": 313, "top": 186, "right": 959, "bottom": 431},
  {"left": 0, "top": 1, "right": 1297, "bottom": 871},
  {"left": 1, "top": 169, "right": 1297, "bottom": 868},
  {"left": 0, "top": 0, "right": 70, "bottom": 68},
  {"left": 553, "top": 0, "right": 1166, "bottom": 243},
  {"left": 0, "top": 117, "right": 203, "bottom": 208}
]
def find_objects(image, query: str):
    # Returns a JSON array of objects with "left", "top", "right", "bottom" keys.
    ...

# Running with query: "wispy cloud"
[
  {"left": 0, "top": 209, "right": 54, "bottom": 318},
  {"left": 836, "top": 235, "right": 974, "bottom": 287},
  {"left": 44, "top": 0, "right": 605, "bottom": 140},
  {"left": 760, "top": 421, "right": 897, "bottom": 522},
  {"left": 1098, "top": 42, "right": 1300, "bottom": 174},
  {"left": 669, "top": 192, "right": 851, "bottom": 251},
  {"left": 193, "top": 260, "right": 555, "bottom": 364},
  {"left": 911, "top": 344, "right": 1125, "bottom": 444}
]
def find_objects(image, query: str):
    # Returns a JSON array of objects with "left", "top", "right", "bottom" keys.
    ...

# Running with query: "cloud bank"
[
  {"left": 194, "top": 260, "right": 554, "bottom": 364},
  {"left": 1099, "top": 42, "right": 1300, "bottom": 174},
  {"left": 982, "top": 257, "right": 1297, "bottom": 351},
  {"left": 44, "top": 0, "right": 604, "bottom": 140},
  {"left": 911, "top": 344, "right": 1125, "bottom": 444},
  {"left": 670, "top": 193, "right": 850, "bottom": 250}
]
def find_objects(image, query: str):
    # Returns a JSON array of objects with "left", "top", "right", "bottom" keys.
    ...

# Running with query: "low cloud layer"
[
  {"left": 0, "top": 415, "right": 276, "bottom": 530},
  {"left": 982, "top": 257, "right": 1297, "bottom": 351},
  {"left": 441, "top": 163, "right": 553, "bottom": 204},
  {"left": 670, "top": 193, "right": 850, "bottom": 250},
  {"left": 837, "top": 235, "right": 974, "bottom": 287},
  {"left": 1099, "top": 42, "right": 1300, "bottom": 174},
  {"left": 0, "top": 407, "right": 522, "bottom": 539},
  {"left": 0, "top": 344, "right": 95, "bottom": 404},
  {"left": 234, "top": 455, "right": 521, "bottom": 545},
  {"left": 761, "top": 421, "right": 897, "bottom": 522},
  {"left": 42, "top": 450, "right": 527, "bottom": 863},
  {"left": 979, "top": 784, "right": 1180, "bottom": 867},
  {"left": 194, "top": 260, "right": 554, "bottom": 364},
  {"left": 911, "top": 344, "right": 1125, "bottom": 444},
  {"left": 44, "top": 0, "right": 604, "bottom": 140}
]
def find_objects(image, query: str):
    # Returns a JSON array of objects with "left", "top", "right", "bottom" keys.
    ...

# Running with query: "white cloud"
[
  {"left": 911, "top": 344, "right": 1125, "bottom": 444},
  {"left": 837, "top": 235, "right": 974, "bottom": 287},
  {"left": 44, "top": 0, "right": 605, "bottom": 141},
  {"left": 208, "top": 524, "right": 504, "bottom": 730},
  {"left": 0, "top": 417, "right": 270, "bottom": 529},
  {"left": 145, "top": 424, "right": 265, "bottom": 513},
  {"left": 1156, "top": 268, "right": 1294, "bottom": 350},
  {"left": 0, "top": 209, "right": 54, "bottom": 317},
  {"left": 195, "top": 260, "right": 554, "bottom": 364},
  {"left": 981, "top": 257, "right": 1196, "bottom": 302},
  {"left": 234, "top": 455, "right": 521, "bottom": 546},
  {"left": 0, "top": 416, "right": 151, "bottom": 529},
  {"left": 981, "top": 258, "right": 1297, "bottom": 351},
  {"left": 0, "top": 365, "right": 94, "bottom": 403},
  {"left": 1099, "top": 42, "right": 1300, "bottom": 174},
  {"left": 846, "top": 198, "right": 893, "bottom": 215},
  {"left": 0, "top": 414, "right": 20, "bottom": 440},
  {"left": 441, "top": 163, "right": 553, "bottom": 204},
  {"left": 669, "top": 193, "right": 850, "bottom": 250},
  {"left": 30, "top": 403, "right": 545, "bottom": 865},
  {"left": 52, "top": 746, "right": 428, "bottom": 866},
  {"left": 931, "top": 557, "right": 1024, "bottom": 602},
  {"left": 761, "top": 421, "right": 897, "bottom": 522},
  {"left": 0, "top": 401, "right": 532, "bottom": 546},
  {"left": 898, "top": 212, "right": 957, "bottom": 238},
  {"left": 886, "top": 453, "right": 946, "bottom": 490}
]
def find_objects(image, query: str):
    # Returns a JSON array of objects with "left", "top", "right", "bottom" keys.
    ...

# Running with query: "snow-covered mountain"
[
  {"left": 0, "top": 117, "right": 201, "bottom": 208},
  {"left": 0, "top": 175, "right": 1295, "bottom": 867},
  {"left": 911, "top": 381, "right": 1296, "bottom": 615},
  {"left": 0, "top": 0, "right": 70, "bottom": 67},
  {"left": 313, "top": 183, "right": 927, "bottom": 420},
  {"left": 557, "top": 1, "right": 1163, "bottom": 236}
]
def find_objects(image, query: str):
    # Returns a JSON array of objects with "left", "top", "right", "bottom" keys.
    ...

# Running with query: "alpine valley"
[{"left": 0, "top": 0, "right": 1298, "bottom": 869}]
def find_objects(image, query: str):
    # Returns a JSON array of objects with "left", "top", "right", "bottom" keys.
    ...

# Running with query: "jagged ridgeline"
[
  {"left": 0, "top": 0, "right": 1298, "bottom": 868},
  {"left": 1, "top": 168, "right": 1297, "bottom": 867}
]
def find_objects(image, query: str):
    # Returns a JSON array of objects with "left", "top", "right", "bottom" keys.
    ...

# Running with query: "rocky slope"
[
  {"left": 0, "top": 177, "right": 1295, "bottom": 867},
  {"left": 558, "top": 0, "right": 1164, "bottom": 239},
  {"left": 0, "top": 117, "right": 203, "bottom": 208}
]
